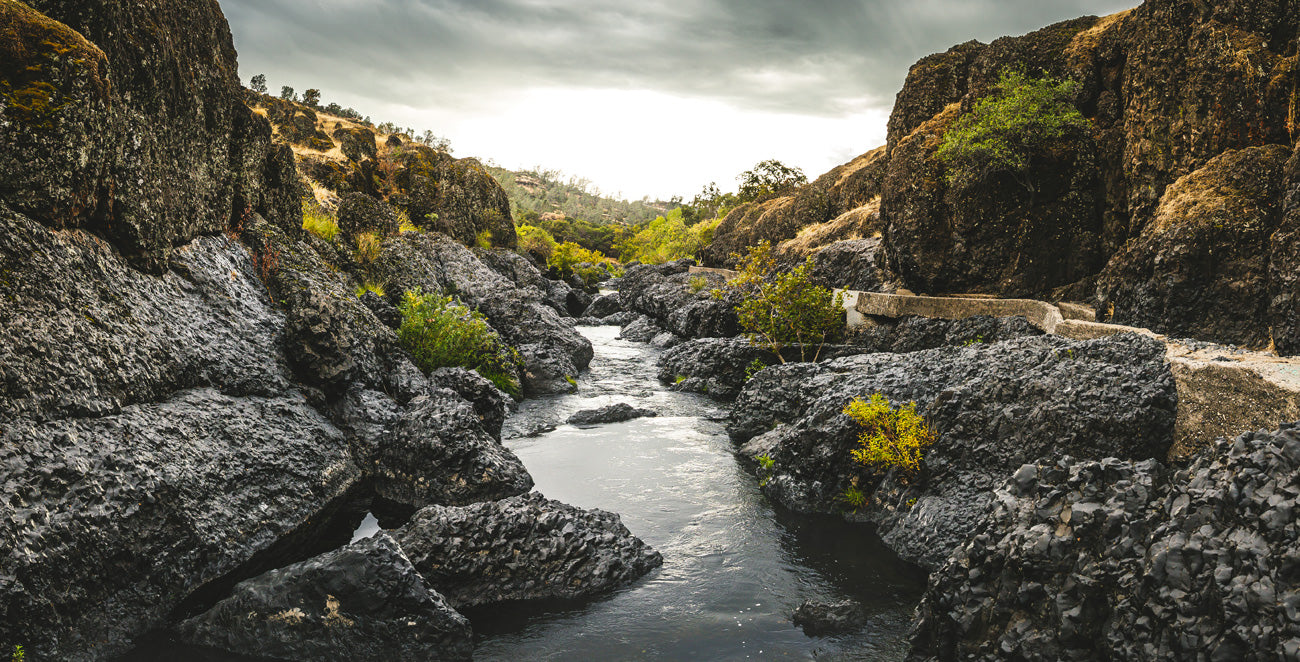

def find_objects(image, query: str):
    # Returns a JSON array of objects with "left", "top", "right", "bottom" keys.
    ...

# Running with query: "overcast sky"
[{"left": 224, "top": 0, "right": 1134, "bottom": 201}]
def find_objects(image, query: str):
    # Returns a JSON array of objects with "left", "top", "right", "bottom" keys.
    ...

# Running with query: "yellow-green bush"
[
  {"left": 397, "top": 288, "right": 523, "bottom": 397},
  {"left": 355, "top": 231, "right": 382, "bottom": 264},
  {"left": 729, "top": 241, "right": 844, "bottom": 362},
  {"left": 843, "top": 393, "right": 935, "bottom": 477},
  {"left": 516, "top": 224, "right": 558, "bottom": 261}
]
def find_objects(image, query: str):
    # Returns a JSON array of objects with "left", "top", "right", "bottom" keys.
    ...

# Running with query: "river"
[{"left": 470, "top": 325, "right": 926, "bottom": 661}]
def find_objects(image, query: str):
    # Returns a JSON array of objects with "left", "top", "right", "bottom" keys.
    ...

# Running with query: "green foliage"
[
  {"left": 249, "top": 74, "right": 267, "bottom": 95},
  {"left": 397, "top": 210, "right": 419, "bottom": 234},
  {"left": 475, "top": 229, "right": 494, "bottom": 250},
  {"left": 689, "top": 275, "right": 708, "bottom": 293},
  {"left": 549, "top": 242, "right": 616, "bottom": 287},
  {"left": 564, "top": 374, "right": 577, "bottom": 387},
  {"left": 728, "top": 242, "right": 844, "bottom": 363},
  {"left": 515, "top": 224, "right": 558, "bottom": 261},
  {"left": 680, "top": 182, "right": 739, "bottom": 225},
  {"left": 842, "top": 393, "right": 936, "bottom": 478},
  {"left": 937, "top": 69, "right": 1089, "bottom": 190},
  {"left": 10, "top": 645, "right": 24, "bottom": 662},
  {"left": 398, "top": 288, "right": 523, "bottom": 398},
  {"left": 744, "top": 358, "right": 767, "bottom": 381},
  {"left": 839, "top": 485, "right": 868, "bottom": 511},
  {"left": 302, "top": 198, "right": 339, "bottom": 242},
  {"left": 354, "top": 281, "right": 386, "bottom": 298},
  {"left": 618, "top": 208, "right": 717, "bottom": 264},
  {"left": 674, "top": 374, "right": 687, "bottom": 385},
  {"left": 736, "top": 159, "right": 807, "bottom": 204},
  {"left": 961, "top": 335, "right": 986, "bottom": 347},
  {"left": 302, "top": 88, "right": 321, "bottom": 107},
  {"left": 754, "top": 453, "right": 776, "bottom": 486}
]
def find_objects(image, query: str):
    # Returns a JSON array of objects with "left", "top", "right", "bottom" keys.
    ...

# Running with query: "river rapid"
[{"left": 471, "top": 325, "right": 926, "bottom": 661}]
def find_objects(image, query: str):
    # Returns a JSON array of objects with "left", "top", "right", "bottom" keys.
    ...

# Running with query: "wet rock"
[
  {"left": 792, "top": 599, "right": 868, "bottom": 636},
  {"left": 649, "top": 331, "right": 684, "bottom": 349},
  {"left": 394, "top": 493, "right": 663, "bottom": 608},
  {"left": 337, "top": 192, "right": 399, "bottom": 241},
  {"left": 584, "top": 293, "right": 623, "bottom": 319},
  {"left": 567, "top": 403, "right": 659, "bottom": 426},
  {"left": 340, "top": 387, "right": 532, "bottom": 510},
  {"left": 428, "top": 367, "right": 511, "bottom": 438},
  {"left": 730, "top": 333, "right": 1176, "bottom": 569},
  {"left": 373, "top": 234, "right": 593, "bottom": 394},
  {"left": 620, "top": 315, "right": 668, "bottom": 343},
  {"left": 175, "top": 533, "right": 472, "bottom": 662},
  {"left": 601, "top": 311, "right": 639, "bottom": 327},
  {"left": 909, "top": 422, "right": 1300, "bottom": 662},
  {"left": 658, "top": 337, "right": 873, "bottom": 401},
  {"left": 618, "top": 262, "right": 741, "bottom": 339}
]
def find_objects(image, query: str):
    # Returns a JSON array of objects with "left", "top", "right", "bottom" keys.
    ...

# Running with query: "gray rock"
[
  {"left": 175, "top": 533, "right": 472, "bottom": 662},
  {"left": 568, "top": 403, "right": 659, "bottom": 426},
  {"left": 601, "top": 311, "right": 639, "bottom": 327},
  {"left": 729, "top": 333, "right": 1176, "bottom": 569},
  {"left": 584, "top": 293, "right": 623, "bottom": 319},
  {"left": 429, "top": 367, "right": 511, "bottom": 438},
  {"left": 792, "top": 599, "right": 869, "bottom": 636},
  {"left": 359, "top": 290, "right": 401, "bottom": 329},
  {"left": 337, "top": 192, "right": 399, "bottom": 240},
  {"left": 620, "top": 315, "right": 667, "bottom": 343},
  {"left": 650, "top": 331, "right": 684, "bottom": 349},
  {"left": 395, "top": 493, "right": 663, "bottom": 608},
  {"left": 848, "top": 314, "right": 1043, "bottom": 353},
  {"left": 809, "top": 237, "right": 885, "bottom": 292},
  {"left": 618, "top": 261, "right": 740, "bottom": 339},
  {"left": 909, "top": 422, "right": 1300, "bottom": 662},
  {"left": 658, "top": 337, "right": 873, "bottom": 400}
]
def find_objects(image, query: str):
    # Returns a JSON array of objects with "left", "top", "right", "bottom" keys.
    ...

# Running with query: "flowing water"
[{"left": 472, "top": 325, "right": 926, "bottom": 661}]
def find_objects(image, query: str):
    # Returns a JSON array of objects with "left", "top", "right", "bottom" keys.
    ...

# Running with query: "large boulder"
[
  {"left": 848, "top": 314, "right": 1044, "bottom": 354},
  {"left": 806, "top": 237, "right": 885, "bottom": 292},
  {"left": 1096, "top": 145, "right": 1293, "bottom": 348},
  {"left": 394, "top": 493, "right": 663, "bottom": 608},
  {"left": 337, "top": 192, "right": 400, "bottom": 241},
  {"left": 729, "top": 333, "right": 1176, "bottom": 569},
  {"left": 909, "top": 422, "right": 1300, "bottom": 662},
  {"left": 394, "top": 146, "right": 517, "bottom": 249},
  {"left": 175, "top": 533, "right": 473, "bottom": 662},
  {"left": 373, "top": 234, "right": 593, "bottom": 394},
  {"left": 567, "top": 403, "right": 658, "bottom": 426},
  {"left": 658, "top": 338, "right": 873, "bottom": 401},
  {"left": 334, "top": 126, "right": 378, "bottom": 162},
  {"left": 618, "top": 262, "right": 741, "bottom": 339},
  {"left": 13, "top": 0, "right": 301, "bottom": 269}
]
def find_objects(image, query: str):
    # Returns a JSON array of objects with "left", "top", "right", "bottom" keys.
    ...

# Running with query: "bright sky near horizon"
[{"left": 223, "top": 0, "right": 1134, "bottom": 202}]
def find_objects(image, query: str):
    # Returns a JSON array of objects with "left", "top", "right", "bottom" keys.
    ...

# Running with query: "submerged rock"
[
  {"left": 792, "top": 599, "right": 869, "bottom": 637},
  {"left": 909, "top": 422, "right": 1300, "bottom": 662},
  {"left": 730, "top": 333, "right": 1176, "bottom": 569},
  {"left": 394, "top": 493, "right": 663, "bottom": 608},
  {"left": 568, "top": 403, "right": 659, "bottom": 426},
  {"left": 175, "top": 533, "right": 472, "bottom": 662}
]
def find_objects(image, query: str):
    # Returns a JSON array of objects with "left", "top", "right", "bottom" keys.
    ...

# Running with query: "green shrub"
[
  {"left": 548, "top": 241, "right": 607, "bottom": 274},
  {"left": 744, "top": 358, "right": 767, "bottom": 381},
  {"left": 842, "top": 393, "right": 935, "bottom": 478},
  {"left": 354, "top": 281, "right": 386, "bottom": 298},
  {"left": 937, "top": 69, "right": 1089, "bottom": 190},
  {"left": 688, "top": 275, "right": 708, "bottom": 293},
  {"left": 839, "top": 484, "right": 868, "bottom": 511},
  {"left": 302, "top": 198, "right": 339, "bottom": 241},
  {"left": 729, "top": 241, "right": 844, "bottom": 363},
  {"left": 354, "top": 231, "right": 382, "bottom": 264},
  {"left": 616, "top": 208, "right": 716, "bottom": 264},
  {"left": 475, "top": 229, "right": 493, "bottom": 250},
  {"left": 397, "top": 288, "right": 524, "bottom": 397},
  {"left": 516, "top": 224, "right": 557, "bottom": 261},
  {"left": 754, "top": 453, "right": 776, "bottom": 486}
]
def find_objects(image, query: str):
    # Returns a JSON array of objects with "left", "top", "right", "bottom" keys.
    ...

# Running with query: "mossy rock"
[
  {"left": 337, "top": 192, "right": 399, "bottom": 240},
  {"left": 394, "top": 146, "right": 517, "bottom": 249},
  {"left": 334, "top": 126, "right": 378, "bottom": 162},
  {"left": 0, "top": 0, "right": 112, "bottom": 228}
]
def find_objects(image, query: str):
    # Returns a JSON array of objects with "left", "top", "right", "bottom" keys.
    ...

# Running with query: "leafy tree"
[
  {"left": 302, "top": 88, "right": 321, "bottom": 107},
  {"left": 249, "top": 73, "right": 267, "bottom": 95},
  {"left": 728, "top": 241, "right": 844, "bottom": 362},
  {"left": 736, "top": 159, "right": 807, "bottom": 204},
  {"left": 937, "top": 69, "right": 1090, "bottom": 192},
  {"left": 279, "top": 85, "right": 295, "bottom": 102}
]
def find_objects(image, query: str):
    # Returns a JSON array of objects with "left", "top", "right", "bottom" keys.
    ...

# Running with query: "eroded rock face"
[
  {"left": 730, "top": 333, "right": 1176, "bottom": 569},
  {"left": 175, "top": 533, "right": 473, "bottom": 662},
  {"left": 1096, "top": 145, "right": 1293, "bottom": 347},
  {"left": 618, "top": 262, "right": 741, "bottom": 339},
  {"left": 394, "top": 493, "right": 663, "bottom": 608},
  {"left": 584, "top": 293, "right": 623, "bottom": 319},
  {"left": 909, "top": 423, "right": 1300, "bottom": 662},
  {"left": 396, "top": 146, "right": 517, "bottom": 249},
  {"left": 848, "top": 314, "right": 1044, "bottom": 354},
  {"left": 567, "top": 403, "right": 659, "bottom": 426},
  {"left": 337, "top": 192, "right": 400, "bottom": 241},
  {"left": 15, "top": 0, "right": 301, "bottom": 269},
  {"left": 1273, "top": 144, "right": 1300, "bottom": 355}
]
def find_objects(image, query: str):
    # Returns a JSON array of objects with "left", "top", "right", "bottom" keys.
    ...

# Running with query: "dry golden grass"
[{"left": 1066, "top": 9, "right": 1133, "bottom": 63}]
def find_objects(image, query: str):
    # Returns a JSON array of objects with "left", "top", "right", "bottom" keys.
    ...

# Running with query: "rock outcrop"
[
  {"left": 175, "top": 533, "right": 473, "bottom": 662},
  {"left": 792, "top": 599, "right": 869, "bottom": 637},
  {"left": 567, "top": 403, "right": 659, "bottom": 426},
  {"left": 909, "top": 422, "right": 1300, "bottom": 662},
  {"left": 394, "top": 493, "right": 663, "bottom": 608},
  {"left": 618, "top": 261, "right": 741, "bottom": 339},
  {"left": 730, "top": 333, "right": 1176, "bottom": 569}
]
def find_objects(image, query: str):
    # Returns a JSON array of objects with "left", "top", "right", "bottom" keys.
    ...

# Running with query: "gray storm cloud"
[{"left": 223, "top": 0, "right": 1135, "bottom": 117}]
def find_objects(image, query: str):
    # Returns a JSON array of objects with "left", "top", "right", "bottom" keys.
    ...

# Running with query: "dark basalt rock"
[
  {"left": 619, "top": 315, "right": 667, "bottom": 343},
  {"left": 567, "top": 403, "right": 659, "bottom": 426},
  {"left": 584, "top": 293, "right": 623, "bottom": 319},
  {"left": 808, "top": 237, "right": 885, "bottom": 292},
  {"left": 337, "top": 191, "right": 399, "bottom": 241},
  {"left": 848, "top": 314, "right": 1043, "bottom": 354},
  {"left": 618, "top": 262, "right": 741, "bottom": 339},
  {"left": 908, "top": 422, "right": 1300, "bottom": 662},
  {"left": 394, "top": 493, "right": 663, "bottom": 608},
  {"left": 600, "top": 311, "right": 639, "bottom": 327},
  {"left": 334, "top": 126, "right": 378, "bottom": 163},
  {"left": 395, "top": 146, "right": 517, "bottom": 249},
  {"left": 428, "top": 367, "right": 511, "bottom": 438},
  {"left": 1273, "top": 144, "right": 1300, "bottom": 356},
  {"left": 373, "top": 234, "right": 593, "bottom": 395},
  {"left": 175, "top": 533, "right": 472, "bottom": 662},
  {"left": 730, "top": 333, "right": 1176, "bottom": 569},
  {"left": 792, "top": 599, "right": 868, "bottom": 637},
  {"left": 658, "top": 338, "right": 873, "bottom": 401},
  {"left": 359, "top": 290, "right": 401, "bottom": 329}
]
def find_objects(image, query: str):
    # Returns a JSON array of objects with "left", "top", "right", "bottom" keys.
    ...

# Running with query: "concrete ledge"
[
  {"left": 855, "top": 292, "right": 1065, "bottom": 333},
  {"left": 1055, "top": 319, "right": 1160, "bottom": 341}
]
